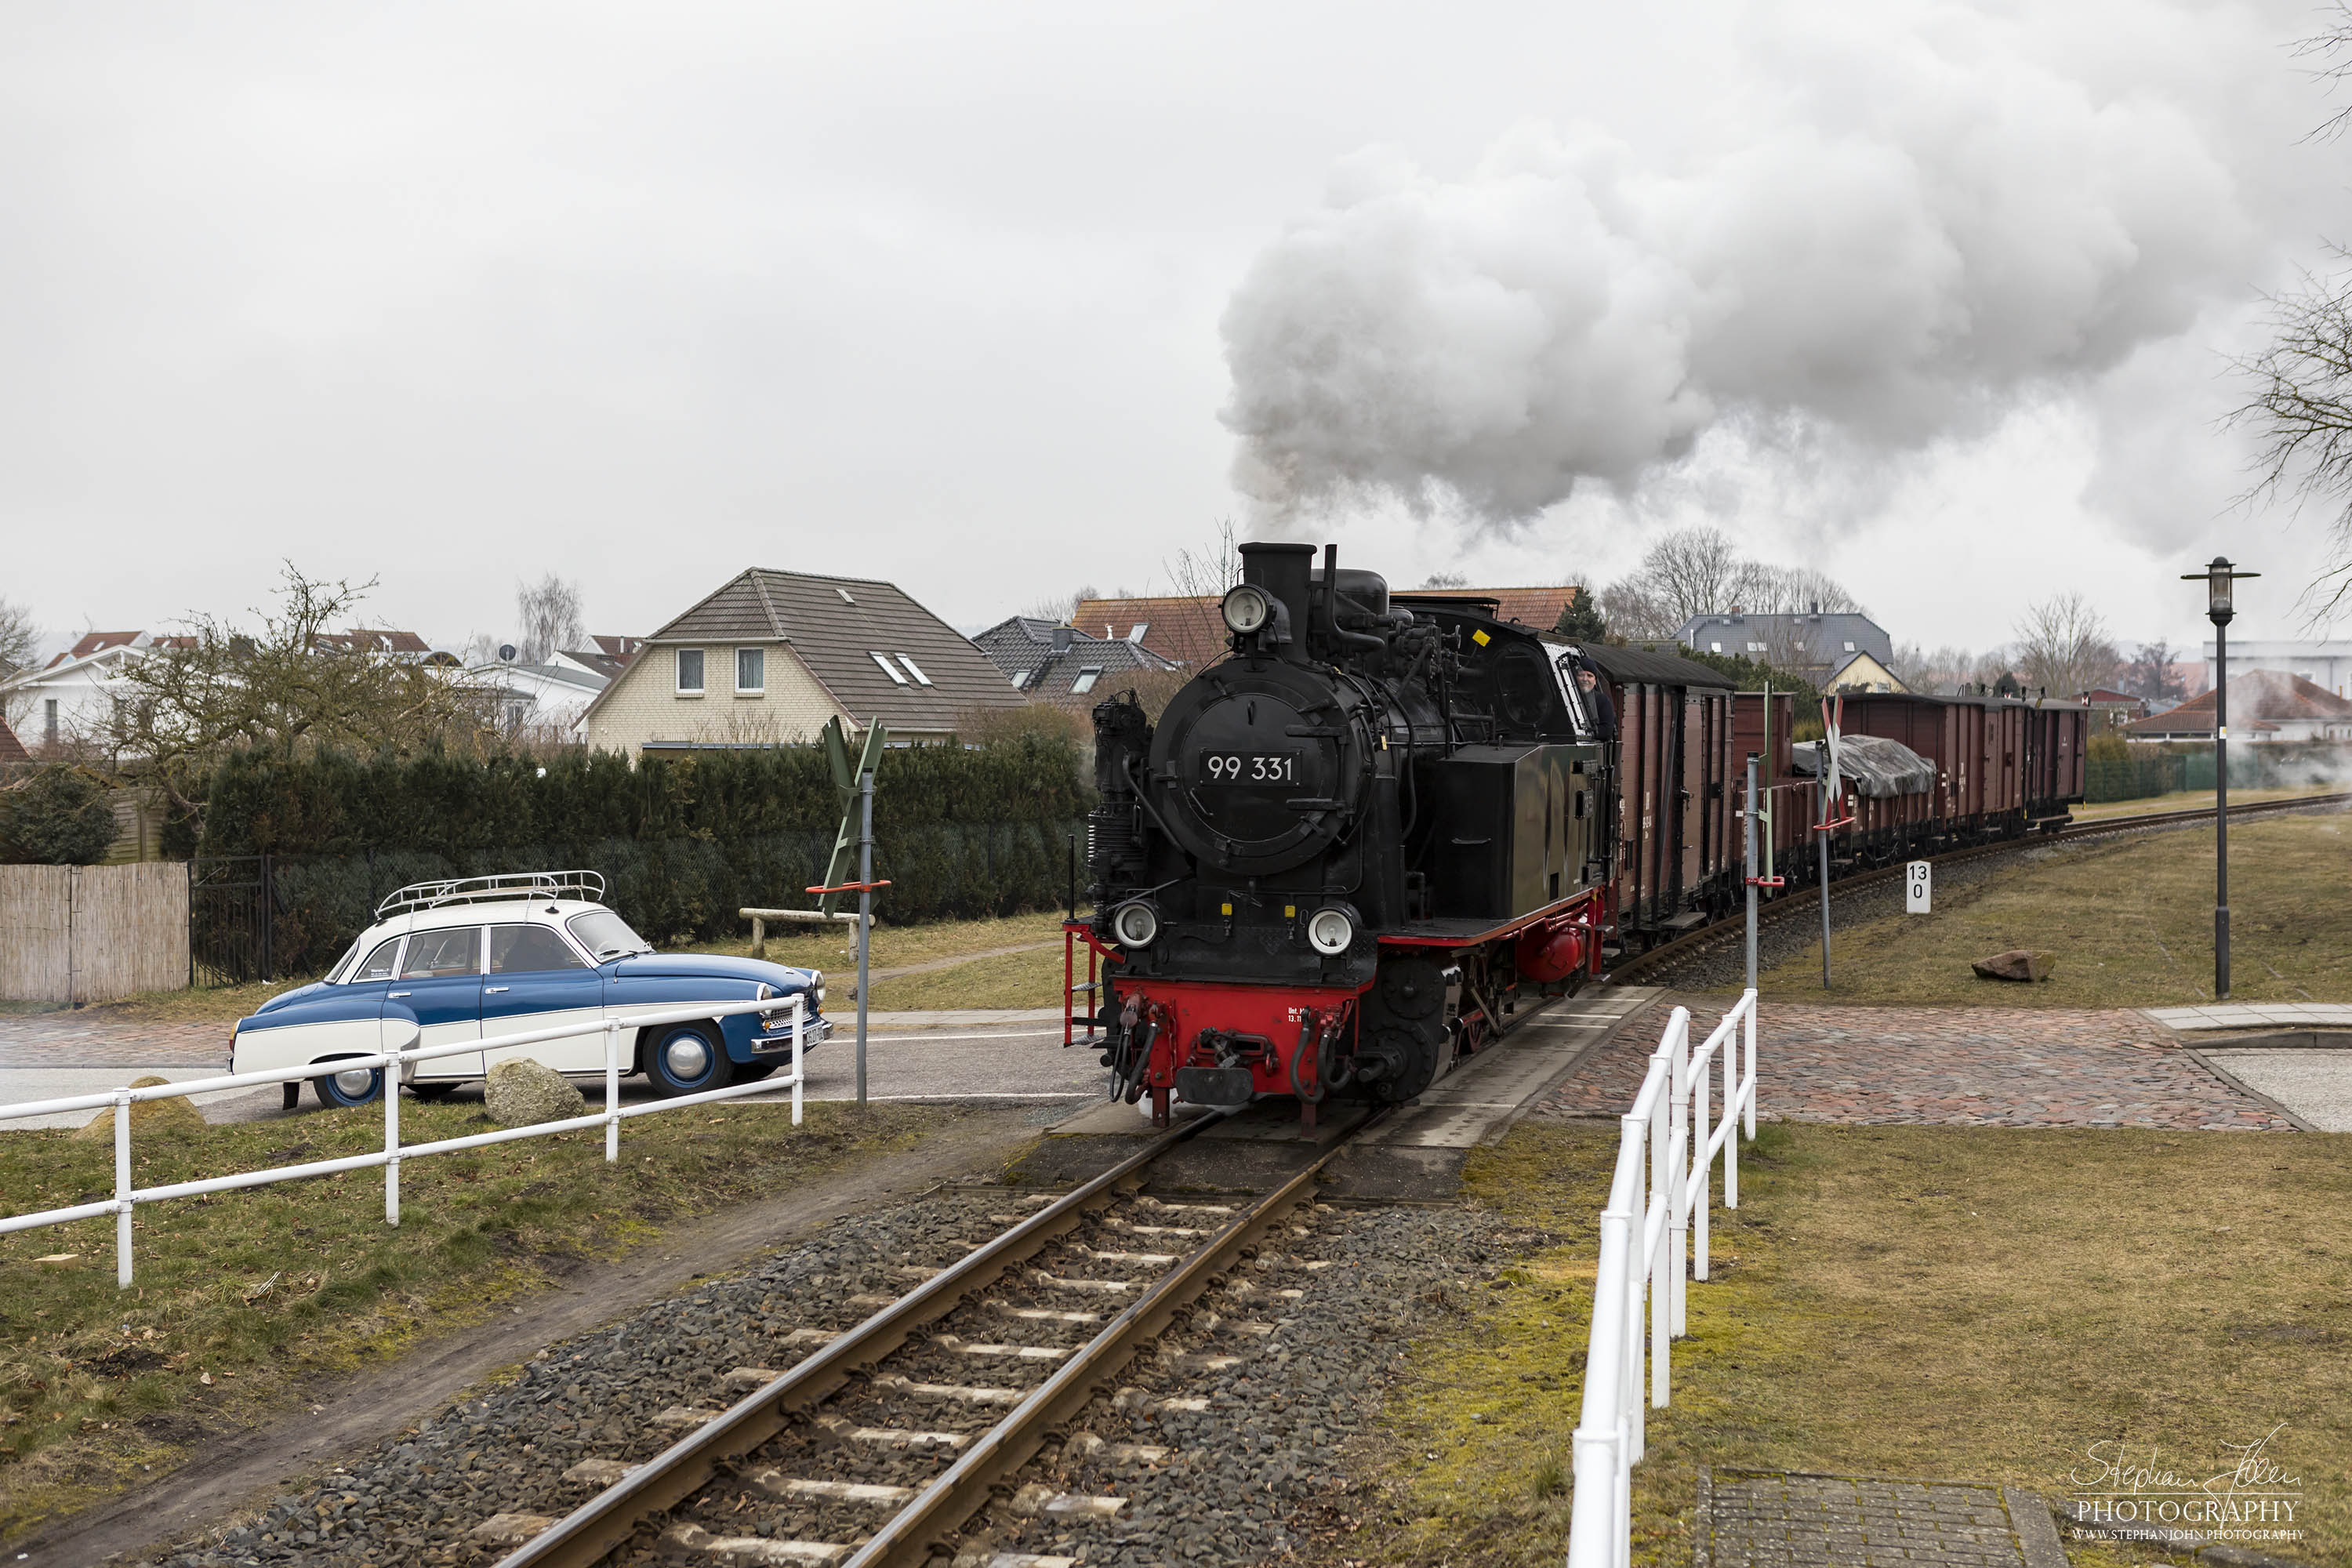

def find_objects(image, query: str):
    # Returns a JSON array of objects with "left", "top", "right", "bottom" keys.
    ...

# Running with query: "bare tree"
[
  {"left": 108, "top": 563, "right": 489, "bottom": 808},
  {"left": 1635, "top": 528, "right": 1742, "bottom": 626},
  {"left": 516, "top": 574, "right": 586, "bottom": 663},
  {"left": 1892, "top": 643, "right": 1976, "bottom": 694},
  {"left": 2011, "top": 593, "right": 2121, "bottom": 700},
  {"left": 0, "top": 597, "right": 39, "bottom": 676},
  {"left": 2122, "top": 638, "right": 2186, "bottom": 706},
  {"left": 1596, "top": 578, "right": 1676, "bottom": 639}
]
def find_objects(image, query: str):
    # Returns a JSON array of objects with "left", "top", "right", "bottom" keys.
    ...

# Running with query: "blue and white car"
[{"left": 231, "top": 873, "right": 830, "bottom": 1109}]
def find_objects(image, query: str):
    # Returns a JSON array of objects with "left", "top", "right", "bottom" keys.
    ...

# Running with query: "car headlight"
[
  {"left": 757, "top": 982, "right": 776, "bottom": 1002},
  {"left": 1221, "top": 583, "right": 1273, "bottom": 636},
  {"left": 1111, "top": 900, "right": 1160, "bottom": 949},
  {"left": 811, "top": 970, "right": 826, "bottom": 1007},
  {"left": 1306, "top": 906, "right": 1354, "bottom": 956}
]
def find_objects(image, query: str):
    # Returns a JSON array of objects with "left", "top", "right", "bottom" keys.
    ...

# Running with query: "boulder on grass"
[
  {"left": 1972, "top": 949, "right": 2050, "bottom": 982},
  {"left": 484, "top": 1058, "right": 586, "bottom": 1127},
  {"left": 73, "top": 1075, "right": 208, "bottom": 1141}
]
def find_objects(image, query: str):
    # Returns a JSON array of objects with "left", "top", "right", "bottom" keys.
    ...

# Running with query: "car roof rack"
[{"left": 375, "top": 870, "right": 608, "bottom": 920}]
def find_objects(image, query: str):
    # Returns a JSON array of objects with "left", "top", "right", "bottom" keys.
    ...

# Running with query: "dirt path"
[{"left": 9, "top": 1108, "right": 1046, "bottom": 1568}]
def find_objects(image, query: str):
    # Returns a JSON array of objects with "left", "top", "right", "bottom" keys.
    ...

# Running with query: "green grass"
[
  {"left": 2069, "top": 784, "right": 2346, "bottom": 822},
  {"left": 1360, "top": 1122, "right": 2352, "bottom": 1566},
  {"left": 689, "top": 909, "right": 1073, "bottom": 1012},
  {"left": 0, "top": 1098, "right": 966, "bottom": 1538},
  {"left": 1751, "top": 814, "right": 2352, "bottom": 1006}
]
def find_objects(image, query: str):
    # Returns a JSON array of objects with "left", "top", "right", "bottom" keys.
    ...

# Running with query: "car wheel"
[
  {"left": 408, "top": 1083, "right": 458, "bottom": 1102},
  {"left": 644, "top": 1022, "right": 735, "bottom": 1098},
  {"left": 313, "top": 1060, "right": 383, "bottom": 1108}
]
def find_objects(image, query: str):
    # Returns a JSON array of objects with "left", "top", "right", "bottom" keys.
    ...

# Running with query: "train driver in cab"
[{"left": 1576, "top": 657, "right": 1617, "bottom": 742}]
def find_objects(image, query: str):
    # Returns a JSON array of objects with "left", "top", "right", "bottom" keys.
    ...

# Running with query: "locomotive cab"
[{"left": 1083, "top": 540, "right": 1614, "bottom": 1126}]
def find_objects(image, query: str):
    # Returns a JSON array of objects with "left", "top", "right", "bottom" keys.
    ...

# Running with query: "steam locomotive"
[{"left": 1081, "top": 541, "right": 1611, "bottom": 1125}]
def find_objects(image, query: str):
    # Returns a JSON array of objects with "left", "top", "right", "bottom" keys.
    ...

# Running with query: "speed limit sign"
[{"left": 1905, "top": 860, "right": 1932, "bottom": 914}]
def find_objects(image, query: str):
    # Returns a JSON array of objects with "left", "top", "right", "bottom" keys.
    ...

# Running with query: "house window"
[
  {"left": 1071, "top": 666, "right": 1104, "bottom": 695},
  {"left": 837, "top": 588, "right": 856, "bottom": 604},
  {"left": 895, "top": 654, "right": 934, "bottom": 687},
  {"left": 1747, "top": 642, "right": 1765, "bottom": 652},
  {"left": 1710, "top": 641, "right": 1722, "bottom": 653},
  {"left": 1011, "top": 670, "right": 1031, "bottom": 689},
  {"left": 869, "top": 652, "right": 909, "bottom": 685},
  {"left": 676, "top": 648, "right": 705, "bottom": 694},
  {"left": 736, "top": 647, "right": 764, "bottom": 693},
  {"left": 1128, "top": 622, "right": 1149, "bottom": 643},
  {"left": 1844, "top": 641, "right": 1857, "bottom": 653},
  {"left": 44, "top": 698, "right": 58, "bottom": 745}
]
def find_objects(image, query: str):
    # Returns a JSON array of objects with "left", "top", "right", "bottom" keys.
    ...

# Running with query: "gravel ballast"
[{"left": 153, "top": 1185, "right": 1528, "bottom": 1568}]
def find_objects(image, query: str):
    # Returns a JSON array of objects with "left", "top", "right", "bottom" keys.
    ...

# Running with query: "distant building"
[
  {"left": 581, "top": 568, "right": 1023, "bottom": 754},
  {"left": 1073, "top": 583, "right": 1586, "bottom": 668},
  {"left": 971, "top": 618, "right": 1180, "bottom": 706},
  {"left": 2080, "top": 688, "right": 2148, "bottom": 729},
  {"left": 2125, "top": 669, "right": 2352, "bottom": 742},
  {"left": 2201, "top": 638, "right": 2352, "bottom": 700},
  {"left": 554, "top": 636, "right": 644, "bottom": 681},
  {"left": 1823, "top": 650, "right": 1908, "bottom": 694},
  {"left": 1675, "top": 609, "right": 1905, "bottom": 691},
  {"left": 0, "top": 713, "right": 27, "bottom": 765}
]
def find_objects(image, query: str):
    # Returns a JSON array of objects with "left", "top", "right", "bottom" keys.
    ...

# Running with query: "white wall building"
[{"left": 2203, "top": 640, "right": 2352, "bottom": 701}]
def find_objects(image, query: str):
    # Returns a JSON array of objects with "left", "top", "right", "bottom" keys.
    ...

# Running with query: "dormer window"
[
  {"left": 869, "top": 652, "right": 909, "bottom": 685},
  {"left": 895, "top": 654, "right": 934, "bottom": 687}
]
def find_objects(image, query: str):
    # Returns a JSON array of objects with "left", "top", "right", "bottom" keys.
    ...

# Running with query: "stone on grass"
[
  {"left": 484, "top": 1058, "right": 586, "bottom": 1126},
  {"left": 1972, "top": 949, "right": 2049, "bottom": 982},
  {"left": 73, "top": 1075, "right": 207, "bottom": 1141}
]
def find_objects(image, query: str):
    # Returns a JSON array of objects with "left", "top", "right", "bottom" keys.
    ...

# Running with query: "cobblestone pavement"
[
  {"left": 1536, "top": 997, "right": 2296, "bottom": 1131},
  {"left": 0, "top": 1012, "right": 231, "bottom": 1068},
  {"left": 1700, "top": 1471, "right": 2063, "bottom": 1568}
]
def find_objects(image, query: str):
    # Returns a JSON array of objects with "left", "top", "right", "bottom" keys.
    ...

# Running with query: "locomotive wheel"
[{"left": 1378, "top": 958, "right": 1446, "bottom": 1020}]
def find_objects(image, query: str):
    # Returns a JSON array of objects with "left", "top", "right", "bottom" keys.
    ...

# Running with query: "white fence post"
[
  {"left": 384, "top": 1047, "right": 402, "bottom": 1226},
  {"left": 604, "top": 1020, "right": 622, "bottom": 1163},
  {"left": 791, "top": 1000, "right": 804, "bottom": 1127},
  {"left": 113, "top": 1087, "right": 132, "bottom": 1289}
]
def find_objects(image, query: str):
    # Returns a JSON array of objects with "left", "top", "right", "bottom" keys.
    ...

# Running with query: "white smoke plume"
[{"left": 1220, "top": 2, "right": 2284, "bottom": 525}]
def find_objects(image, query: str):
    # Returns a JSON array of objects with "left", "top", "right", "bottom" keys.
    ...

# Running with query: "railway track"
[
  {"left": 1612, "top": 789, "right": 2352, "bottom": 985},
  {"left": 488, "top": 1107, "right": 1372, "bottom": 1568}
]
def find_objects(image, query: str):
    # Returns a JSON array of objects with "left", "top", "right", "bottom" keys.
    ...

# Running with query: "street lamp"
[{"left": 2181, "top": 557, "right": 2259, "bottom": 999}]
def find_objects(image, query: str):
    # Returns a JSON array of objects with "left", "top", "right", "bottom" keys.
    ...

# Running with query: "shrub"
[{"left": 0, "top": 766, "right": 121, "bottom": 865}]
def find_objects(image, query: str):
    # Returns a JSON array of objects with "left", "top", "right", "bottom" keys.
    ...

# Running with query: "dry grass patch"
[
  {"left": 1361, "top": 1122, "right": 2351, "bottom": 1566},
  {"left": 689, "top": 909, "right": 1073, "bottom": 1011},
  {"left": 0, "top": 980, "right": 303, "bottom": 1028},
  {"left": 0, "top": 1098, "right": 963, "bottom": 1541},
  {"left": 1753, "top": 813, "right": 2352, "bottom": 1007},
  {"left": 2068, "top": 786, "right": 2345, "bottom": 822}
]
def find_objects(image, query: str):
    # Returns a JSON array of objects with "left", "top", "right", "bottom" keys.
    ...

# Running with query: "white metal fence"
[
  {"left": 1564, "top": 989, "right": 1760, "bottom": 1568},
  {"left": 0, "top": 997, "right": 808, "bottom": 1289}
]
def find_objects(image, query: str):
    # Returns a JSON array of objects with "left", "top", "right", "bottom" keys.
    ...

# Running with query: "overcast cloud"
[{"left": 2, "top": 1, "right": 2345, "bottom": 659}]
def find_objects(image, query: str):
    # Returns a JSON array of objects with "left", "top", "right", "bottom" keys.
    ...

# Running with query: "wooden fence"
[{"left": 0, "top": 862, "right": 191, "bottom": 1004}]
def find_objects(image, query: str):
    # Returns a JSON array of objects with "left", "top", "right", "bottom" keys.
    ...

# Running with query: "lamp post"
[{"left": 2182, "top": 557, "right": 2258, "bottom": 1000}]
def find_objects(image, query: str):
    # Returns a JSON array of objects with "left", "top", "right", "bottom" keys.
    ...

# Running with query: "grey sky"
[{"left": 2, "top": 1, "right": 2344, "bottom": 661}]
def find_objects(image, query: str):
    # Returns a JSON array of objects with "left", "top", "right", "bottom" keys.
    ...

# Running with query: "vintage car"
[{"left": 230, "top": 873, "right": 830, "bottom": 1108}]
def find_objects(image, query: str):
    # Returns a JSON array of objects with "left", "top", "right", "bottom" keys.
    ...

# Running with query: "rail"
[
  {"left": 0, "top": 996, "right": 808, "bottom": 1289},
  {"left": 1564, "top": 989, "right": 1759, "bottom": 1568}
]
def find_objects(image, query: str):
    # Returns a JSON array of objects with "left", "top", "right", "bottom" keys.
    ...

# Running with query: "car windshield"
[
  {"left": 567, "top": 909, "right": 652, "bottom": 960},
  {"left": 325, "top": 936, "right": 365, "bottom": 984}
]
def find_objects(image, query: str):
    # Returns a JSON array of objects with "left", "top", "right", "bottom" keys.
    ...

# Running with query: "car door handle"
[
  {"left": 485, "top": 985, "right": 510, "bottom": 993},
  {"left": 389, "top": 990, "right": 411, "bottom": 998}
]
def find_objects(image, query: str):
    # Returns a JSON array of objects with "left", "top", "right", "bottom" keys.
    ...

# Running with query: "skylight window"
[
  {"left": 895, "top": 653, "right": 934, "bottom": 687},
  {"left": 1843, "top": 641, "right": 1857, "bottom": 653},
  {"left": 1071, "top": 666, "right": 1104, "bottom": 695},
  {"left": 869, "top": 652, "right": 909, "bottom": 684},
  {"left": 1011, "top": 670, "right": 1031, "bottom": 689},
  {"left": 1127, "top": 622, "right": 1149, "bottom": 642},
  {"left": 837, "top": 588, "right": 856, "bottom": 604}
]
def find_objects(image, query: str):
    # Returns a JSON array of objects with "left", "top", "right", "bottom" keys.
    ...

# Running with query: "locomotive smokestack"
[{"left": 1239, "top": 541, "right": 1316, "bottom": 662}]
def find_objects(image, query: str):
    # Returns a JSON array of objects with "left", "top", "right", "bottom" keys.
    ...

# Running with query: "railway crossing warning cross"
[{"left": 1905, "top": 860, "right": 1931, "bottom": 914}]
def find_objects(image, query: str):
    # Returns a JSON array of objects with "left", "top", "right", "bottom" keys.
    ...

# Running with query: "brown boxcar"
[{"left": 1583, "top": 645, "right": 1738, "bottom": 951}]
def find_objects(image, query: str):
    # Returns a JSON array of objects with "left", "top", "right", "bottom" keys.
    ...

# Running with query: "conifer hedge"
[{"left": 186, "top": 741, "right": 1092, "bottom": 971}]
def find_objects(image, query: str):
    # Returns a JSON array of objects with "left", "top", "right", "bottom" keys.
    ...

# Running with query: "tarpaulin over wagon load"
[{"left": 1791, "top": 734, "right": 1938, "bottom": 798}]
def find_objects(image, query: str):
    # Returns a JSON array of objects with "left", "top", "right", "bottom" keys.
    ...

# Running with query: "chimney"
[{"left": 1051, "top": 626, "right": 1072, "bottom": 655}]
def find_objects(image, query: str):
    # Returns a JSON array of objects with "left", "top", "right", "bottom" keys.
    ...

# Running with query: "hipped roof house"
[
  {"left": 580, "top": 568, "right": 1023, "bottom": 754},
  {"left": 2125, "top": 669, "right": 2352, "bottom": 742}
]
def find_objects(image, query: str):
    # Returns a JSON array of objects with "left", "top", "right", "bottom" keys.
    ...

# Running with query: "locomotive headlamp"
[
  {"left": 1221, "top": 583, "right": 1273, "bottom": 636},
  {"left": 1305, "top": 906, "right": 1354, "bottom": 956},
  {"left": 1111, "top": 900, "right": 1161, "bottom": 949}
]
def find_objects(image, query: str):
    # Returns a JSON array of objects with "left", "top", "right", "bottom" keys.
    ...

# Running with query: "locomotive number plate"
[{"left": 1199, "top": 750, "right": 1299, "bottom": 784}]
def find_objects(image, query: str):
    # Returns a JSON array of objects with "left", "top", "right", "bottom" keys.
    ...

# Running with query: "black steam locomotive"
[{"left": 1081, "top": 541, "right": 1613, "bottom": 1126}]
